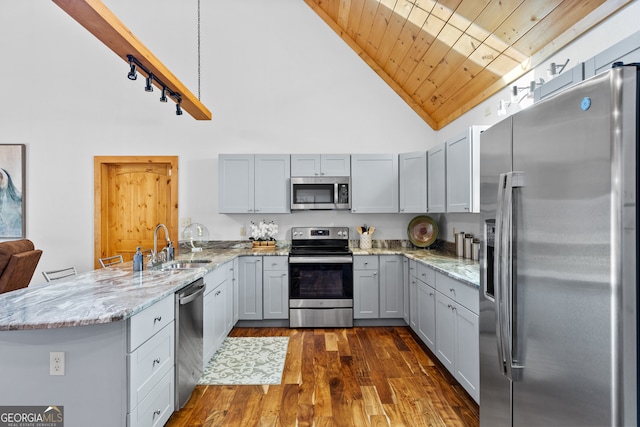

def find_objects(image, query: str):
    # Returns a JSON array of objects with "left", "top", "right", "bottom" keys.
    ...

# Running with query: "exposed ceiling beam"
[{"left": 52, "top": 0, "right": 212, "bottom": 121}]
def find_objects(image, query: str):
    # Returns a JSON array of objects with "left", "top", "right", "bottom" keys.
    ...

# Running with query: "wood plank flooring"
[{"left": 166, "top": 326, "right": 479, "bottom": 427}]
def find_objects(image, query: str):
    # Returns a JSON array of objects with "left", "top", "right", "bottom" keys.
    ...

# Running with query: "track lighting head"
[
  {"left": 145, "top": 74, "right": 154, "bottom": 92},
  {"left": 160, "top": 87, "right": 168, "bottom": 103},
  {"left": 128, "top": 64, "right": 137, "bottom": 80},
  {"left": 176, "top": 99, "right": 183, "bottom": 116},
  {"left": 127, "top": 55, "right": 138, "bottom": 80}
]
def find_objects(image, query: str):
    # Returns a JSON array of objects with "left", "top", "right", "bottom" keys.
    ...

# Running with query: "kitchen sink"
[{"left": 159, "top": 260, "right": 210, "bottom": 270}]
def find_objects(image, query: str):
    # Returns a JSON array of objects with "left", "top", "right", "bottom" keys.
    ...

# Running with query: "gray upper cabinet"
[
  {"left": 533, "top": 63, "right": 584, "bottom": 102},
  {"left": 427, "top": 143, "right": 446, "bottom": 213},
  {"left": 219, "top": 154, "right": 290, "bottom": 213},
  {"left": 290, "top": 154, "right": 351, "bottom": 177},
  {"left": 445, "top": 126, "right": 486, "bottom": 213},
  {"left": 351, "top": 154, "right": 399, "bottom": 213},
  {"left": 399, "top": 151, "right": 427, "bottom": 214},
  {"left": 584, "top": 31, "right": 640, "bottom": 78}
]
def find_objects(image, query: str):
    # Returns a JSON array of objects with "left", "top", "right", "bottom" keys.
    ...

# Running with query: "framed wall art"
[{"left": 0, "top": 144, "right": 25, "bottom": 238}]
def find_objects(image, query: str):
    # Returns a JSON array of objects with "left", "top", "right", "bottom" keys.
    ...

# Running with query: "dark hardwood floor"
[{"left": 166, "top": 326, "right": 479, "bottom": 426}]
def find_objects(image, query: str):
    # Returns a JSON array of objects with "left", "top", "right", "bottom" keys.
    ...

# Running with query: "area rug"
[{"left": 199, "top": 337, "right": 289, "bottom": 385}]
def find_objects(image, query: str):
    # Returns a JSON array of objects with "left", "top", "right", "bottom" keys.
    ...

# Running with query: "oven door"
[{"left": 288, "top": 255, "right": 353, "bottom": 308}]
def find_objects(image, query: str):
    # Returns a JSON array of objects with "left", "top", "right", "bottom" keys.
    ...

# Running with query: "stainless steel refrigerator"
[{"left": 479, "top": 64, "right": 638, "bottom": 426}]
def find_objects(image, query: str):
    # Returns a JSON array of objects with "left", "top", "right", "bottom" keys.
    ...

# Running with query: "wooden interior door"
[{"left": 94, "top": 156, "right": 178, "bottom": 269}]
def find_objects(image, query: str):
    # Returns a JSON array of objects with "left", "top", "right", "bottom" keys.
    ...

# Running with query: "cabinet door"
[
  {"left": 212, "top": 284, "right": 227, "bottom": 353},
  {"left": 263, "top": 270, "right": 289, "bottom": 319},
  {"left": 321, "top": 154, "right": 351, "bottom": 176},
  {"left": 402, "top": 258, "right": 410, "bottom": 324},
  {"left": 427, "top": 144, "right": 446, "bottom": 213},
  {"left": 353, "top": 269, "right": 379, "bottom": 319},
  {"left": 379, "top": 255, "right": 403, "bottom": 318},
  {"left": 218, "top": 154, "right": 254, "bottom": 213},
  {"left": 399, "top": 151, "right": 427, "bottom": 213},
  {"left": 409, "top": 277, "right": 418, "bottom": 332},
  {"left": 455, "top": 302, "right": 479, "bottom": 402},
  {"left": 446, "top": 126, "right": 485, "bottom": 213},
  {"left": 231, "top": 258, "right": 239, "bottom": 325},
  {"left": 416, "top": 279, "right": 436, "bottom": 352},
  {"left": 291, "top": 154, "right": 321, "bottom": 176},
  {"left": 351, "top": 154, "right": 399, "bottom": 213},
  {"left": 203, "top": 289, "right": 216, "bottom": 366},
  {"left": 445, "top": 131, "right": 472, "bottom": 212},
  {"left": 225, "top": 263, "right": 235, "bottom": 334},
  {"left": 254, "top": 155, "right": 290, "bottom": 213},
  {"left": 435, "top": 291, "right": 455, "bottom": 372},
  {"left": 238, "top": 257, "right": 263, "bottom": 320}
]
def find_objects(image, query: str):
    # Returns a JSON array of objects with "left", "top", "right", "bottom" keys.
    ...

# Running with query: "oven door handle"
[{"left": 288, "top": 256, "right": 353, "bottom": 264}]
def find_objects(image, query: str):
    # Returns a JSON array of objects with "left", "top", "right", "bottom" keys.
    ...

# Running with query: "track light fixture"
[
  {"left": 549, "top": 59, "right": 570, "bottom": 77},
  {"left": 145, "top": 74, "right": 154, "bottom": 92},
  {"left": 127, "top": 56, "right": 137, "bottom": 80},
  {"left": 126, "top": 54, "right": 183, "bottom": 116},
  {"left": 160, "top": 87, "right": 168, "bottom": 103}
]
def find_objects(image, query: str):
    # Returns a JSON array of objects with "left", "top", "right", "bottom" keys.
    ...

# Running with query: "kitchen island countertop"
[{"left": 0, "top": 243, "right": 478, "bottom": 331}]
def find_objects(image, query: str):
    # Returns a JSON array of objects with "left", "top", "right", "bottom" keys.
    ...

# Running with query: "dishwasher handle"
[{"left": 178, "top": 280, "right": 205, "bottom": 305}]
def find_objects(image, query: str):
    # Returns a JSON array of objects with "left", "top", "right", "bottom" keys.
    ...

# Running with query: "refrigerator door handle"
[
  {"left": 496, "top": 171, "right": 524, "bottom": 381},
  {"left": 494, "top": 173, "right": 508, "bottom": 375}
]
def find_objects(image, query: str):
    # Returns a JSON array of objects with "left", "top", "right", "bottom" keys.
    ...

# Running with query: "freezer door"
[
  {"left": 479, "top": 117, "right": 513, "bottom": 427},
  {"left": 509, "top": 67, "right": 637, "bottom": 425}
]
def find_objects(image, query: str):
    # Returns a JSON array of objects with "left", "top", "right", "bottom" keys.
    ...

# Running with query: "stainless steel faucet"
[{"left": 149, "top": 223, "right": 172, "bottom": 267}]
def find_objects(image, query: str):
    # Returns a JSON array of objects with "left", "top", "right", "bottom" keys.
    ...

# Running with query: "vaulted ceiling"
[{"left": 305, "top": 0, "right": 632, "bottom": 130}]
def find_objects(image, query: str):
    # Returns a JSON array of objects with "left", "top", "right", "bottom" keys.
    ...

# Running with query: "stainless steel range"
[{"left": 288, "top": 226, "right": 353, "bottom": 328}]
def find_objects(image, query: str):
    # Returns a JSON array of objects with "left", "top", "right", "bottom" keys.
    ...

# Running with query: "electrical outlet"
[
  {"left": 180, "top": 217, "right": 191, "bottom": 228},
  {"left": 240, "top": 227, "right": 247, "bottom": 237},
  {"left": 50, "top": 351, "right": 65, "bottom": 376}
]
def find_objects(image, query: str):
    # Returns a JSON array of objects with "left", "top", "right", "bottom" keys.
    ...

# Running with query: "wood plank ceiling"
[{"left": 305, "top": 0, "right": 632, "bottom": 130}]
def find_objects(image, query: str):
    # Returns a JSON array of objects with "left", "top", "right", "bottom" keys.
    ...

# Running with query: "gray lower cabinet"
[
  {"left": 416, "top": 268, "right": 436, "bottom": 353},
  {"left": 353, "top": 255, "right": 379, "bottom": 319},
  {"left": 238, "top": 256, "right": 263, "bottom": 320},
  {"left": 230, "top": 258, "right": 239, "bottom": 325},
  {"left": 263, "top": 256, "right": 289, "bottom": 319},
  {"left": 379, "top": 255, "right": 403, "bottom": 318},
  {"left": 434, "top": 271, "right": 479, "bottom": 402},
  {"left": 354, "top": 255, "right": 404, "bottom": 319},
  {"left": 203, "top": 266, "right": 229, "bottom": 367},
  {"left": 127, "top": 295, "right": 175, "bottom": 427},
  {"left": 402, "top": 258, "right": 410, "bottom": 324}
]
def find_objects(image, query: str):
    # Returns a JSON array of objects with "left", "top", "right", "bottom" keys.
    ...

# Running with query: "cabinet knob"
[
  {"left": 153, "top": 316, "right": 162, "bottom": 323},
  {"left": 153, "top": 409, "right": 161, "bottom": 417},
  {"left": 153, "top": 358, "right": 161, "bottom": 366},
  {"left": 449, "top": 288, "right": 455, "bottom": 294}
]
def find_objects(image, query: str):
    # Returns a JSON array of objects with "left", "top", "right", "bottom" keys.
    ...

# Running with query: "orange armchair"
[{"left": 0, "top": 239, "right": 42, "bottom": 294}]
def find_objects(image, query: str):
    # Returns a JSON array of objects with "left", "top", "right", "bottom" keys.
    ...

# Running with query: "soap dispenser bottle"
[
  {"left": 167, "top": 241, "right": 174, "bottom": 261},
  {"left": 133, "top": 246, "right": 143, "bottom": 271}
]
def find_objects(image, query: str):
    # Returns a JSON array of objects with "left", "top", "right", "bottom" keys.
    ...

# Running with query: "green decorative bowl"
[{"left": 407, "top": 215, "right": 438, "bottom": 248}]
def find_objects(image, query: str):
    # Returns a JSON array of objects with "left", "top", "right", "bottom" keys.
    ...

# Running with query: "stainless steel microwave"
[{"left": 291, "top": 177, "right": 351, "bottom": 210}]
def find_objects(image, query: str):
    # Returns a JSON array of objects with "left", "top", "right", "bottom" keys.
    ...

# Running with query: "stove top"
[{"left": 290, "top": 227, "right": 351, "bottom": 256}]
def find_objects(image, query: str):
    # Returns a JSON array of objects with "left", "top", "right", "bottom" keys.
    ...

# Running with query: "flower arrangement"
[{"left": 249, "top": 220, "right": 278, "bottom": 241}]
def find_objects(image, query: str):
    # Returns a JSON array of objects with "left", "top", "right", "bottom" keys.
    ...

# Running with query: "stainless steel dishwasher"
[{"left": 174, "top": 278, "right": 205, "bottom": 409}]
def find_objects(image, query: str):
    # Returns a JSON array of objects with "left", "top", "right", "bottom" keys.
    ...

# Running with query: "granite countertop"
[{"left": 0, "top": 241, "right": 479, "bottom": 332}]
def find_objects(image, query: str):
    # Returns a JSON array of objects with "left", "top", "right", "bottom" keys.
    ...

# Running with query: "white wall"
[{"left": 0, "top": 0, "right": 638, "bottom": 282}]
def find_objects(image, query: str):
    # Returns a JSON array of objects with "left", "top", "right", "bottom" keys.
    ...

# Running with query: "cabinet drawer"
[
  {"left": 354, "top": 255, "right": 378, "bottom": 270},
  {"left": 409, "top": 259, "right": 417, "bottom": 278},
  {"left": 129, "top": 295, "right": 174, "bottom": 352},
  {"left": 204, "top": 267, "right": 227, "bottom": 296},
  {"left": 435, "top": 272, "right": 478, "bottom": 314},
  {"left": 416, "top": 262, "right": 435, "bottom": 286},
  {"left": 263, "top": 256, "right": 288, "bottom": 271},
  {"left": 128, "top": 367, "right": 175, "bottom": 427},
  {"left": 128, "top": 321, "right": 174, "bottom": 410}
]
